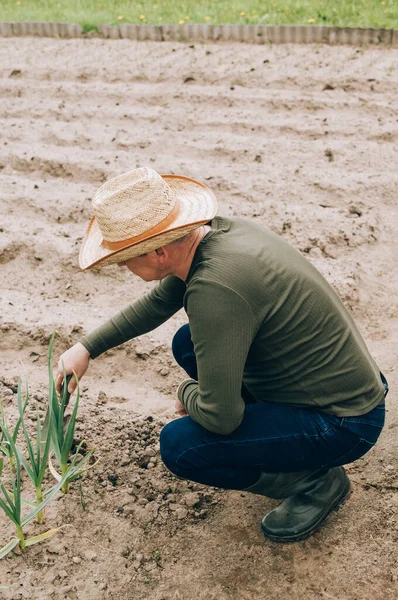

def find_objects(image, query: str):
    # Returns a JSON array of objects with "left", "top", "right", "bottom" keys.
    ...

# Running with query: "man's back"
[{"left": 185, "top": 216, "right": 384, "bottom": 419}]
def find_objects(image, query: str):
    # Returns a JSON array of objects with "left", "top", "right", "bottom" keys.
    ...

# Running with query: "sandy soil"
[{"left": 0, "top": 37, "right": 397, "bottom": 600}]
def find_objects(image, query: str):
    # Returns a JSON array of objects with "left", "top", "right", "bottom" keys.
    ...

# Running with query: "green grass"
[{"left": 0, "top": 0, "right": 397, "bottom": 29}]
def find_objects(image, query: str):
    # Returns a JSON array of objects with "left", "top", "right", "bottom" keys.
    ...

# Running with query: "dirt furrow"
[{"left": 0, "top": 38, "right": 397, "bottom": 600}]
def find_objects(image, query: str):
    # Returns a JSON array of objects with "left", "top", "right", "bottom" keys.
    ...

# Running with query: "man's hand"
[
  {"left": 56, "top": 342, "right": 91, "bottom": 394},
  {"left": 175, "top": 398, "right": 188, "bottom": 417}
]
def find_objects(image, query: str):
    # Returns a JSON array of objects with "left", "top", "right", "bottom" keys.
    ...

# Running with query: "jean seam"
[
  {"left": 342, "top": 420, "right": 383, "bottom": 427},
  {"left": 357, "top": 437, "right": 377, "bottom": 444},
  {"left": 174, "top": 427, "right": 338, "bottom": 469}
]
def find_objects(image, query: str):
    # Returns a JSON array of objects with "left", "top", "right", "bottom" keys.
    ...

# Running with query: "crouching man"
[{"left": 56, "top": 167, "right": 388, "bottom": 542}]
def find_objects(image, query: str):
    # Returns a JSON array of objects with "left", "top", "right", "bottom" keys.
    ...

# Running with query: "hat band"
[{"left": 100, "top": 198, "right": 181, "bottom": 251}]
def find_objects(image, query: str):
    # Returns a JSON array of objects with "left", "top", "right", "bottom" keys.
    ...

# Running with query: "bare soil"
[{"left": 0, "top": 38, "right": 397, "bottom": 600}]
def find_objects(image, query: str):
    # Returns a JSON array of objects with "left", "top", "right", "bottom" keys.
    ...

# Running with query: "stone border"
[{"left": 0, "top": 22, "right": 397, "bottom": 45}]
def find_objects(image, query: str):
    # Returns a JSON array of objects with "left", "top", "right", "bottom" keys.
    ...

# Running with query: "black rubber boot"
[
  {"left": 260, "top": 466, "right": 351, "bottom": 543},
  {"left": 244, "top": 469, "right": 328, "bottom": 500}
]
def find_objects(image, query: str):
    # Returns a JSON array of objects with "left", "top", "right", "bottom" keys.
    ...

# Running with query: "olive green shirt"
[{"left": 81, "top": 216, "right": 385, "bottom": 435}]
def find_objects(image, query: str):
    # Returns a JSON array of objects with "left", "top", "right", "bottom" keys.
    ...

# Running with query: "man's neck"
[{"left": 170, "top": 225, "right": 211, "bottom": 281}]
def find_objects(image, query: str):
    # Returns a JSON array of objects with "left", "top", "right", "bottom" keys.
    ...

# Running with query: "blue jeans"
[{"left": 160, "top": 324, "right": 387, "bottom": 490}]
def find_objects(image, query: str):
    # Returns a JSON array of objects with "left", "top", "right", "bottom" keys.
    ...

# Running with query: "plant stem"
[
  {"left": 16, "top": 524, "right": 26, "bottom": 552},
  {"left": 61, "top": 464, "right": 69, "bottom": 494},
  {"left": 36, "top": 486, "right": 45, "bottom": 524},
  {"left": 9, "top": 454, "right": 16, "bottom": 475}
]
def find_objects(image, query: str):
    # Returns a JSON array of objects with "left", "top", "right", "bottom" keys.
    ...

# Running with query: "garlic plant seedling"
[
  {"left": 49, "top": 370, "right": 80, "bottom": 494},
  {"left": 0, "top": 392, "right": 28, "bottom": 474},
  {"left": 0, "top": 421, "right": 69, "bottom": 558},
  {"left": 49, "top": 440, "right": 95, "bottom": 493},
  {"left": 0, "top": 332, "right": 95, "bottom": 558},
  {"left": 48, "top": 355, "right": 95, "bottom": 494},
  {"left": 15, "top": 379, "right": 53, "bottom": 524},
  {"left": 12, "top": 333, "right": 60, "bottom": 523}
]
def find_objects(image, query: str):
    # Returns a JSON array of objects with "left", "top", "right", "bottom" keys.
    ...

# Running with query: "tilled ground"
[{"left": 0, "top": 38, "right": 397, "bottom": 600}]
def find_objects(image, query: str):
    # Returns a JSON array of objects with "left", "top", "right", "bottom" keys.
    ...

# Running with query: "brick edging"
[{"left": 0, "top": 22, "right": 397, "bottom": 46}]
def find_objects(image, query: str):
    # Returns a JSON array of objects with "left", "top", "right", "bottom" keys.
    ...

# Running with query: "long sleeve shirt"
[{"left": 80, "top": 216, "right": 385, "bottom": 435}]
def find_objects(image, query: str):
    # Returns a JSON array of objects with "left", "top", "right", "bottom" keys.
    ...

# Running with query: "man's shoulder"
[
  {"left": 187, "top": 216, "right": 281, "bottom": 294},
  {"left": 214, "top": 215, "right": 272, "bottom": 234}
]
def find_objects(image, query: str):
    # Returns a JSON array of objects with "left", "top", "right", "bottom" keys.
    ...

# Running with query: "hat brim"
[{"left": 79, "top": 174, "right": 218, "bottom": 270}]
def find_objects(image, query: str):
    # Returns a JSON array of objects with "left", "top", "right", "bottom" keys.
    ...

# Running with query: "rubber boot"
[
  {"left": 260, "top": 466, "right": 351, "bottom": 542},
  {"left": 244, "top": 469, "right": 328, "bottom": 500}
]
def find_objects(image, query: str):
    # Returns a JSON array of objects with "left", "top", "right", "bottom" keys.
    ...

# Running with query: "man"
[{"left": 56, "top": 166, "right": 387, "bottom": 543}]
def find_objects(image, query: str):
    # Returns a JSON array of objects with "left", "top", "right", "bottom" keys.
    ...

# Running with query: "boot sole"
[{"left": 261, "top": 477, "right": 352, "bottom": 543}]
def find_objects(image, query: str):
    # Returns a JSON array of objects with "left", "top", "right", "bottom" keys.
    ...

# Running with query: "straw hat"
[{"left": 79, "top": 167, "right": 218, "bottom": 270}]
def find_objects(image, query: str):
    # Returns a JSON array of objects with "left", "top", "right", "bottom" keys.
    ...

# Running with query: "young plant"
[
  {"left": 0, "top": 420, "right": 68, "bottom": 558},
  {"left": 48, "top": 364, "right": 94, "bottom": 494},
  {"left": 0, "top": 392, "right": 28, "bottom": 474},
  {"left": 0, "top": 332, "right": 95, "bottom": 558},
  {"left": 14, "top": 378, "right": 53, "bottom": 524}
]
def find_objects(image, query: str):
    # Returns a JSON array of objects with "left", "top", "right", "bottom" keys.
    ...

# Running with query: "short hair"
[{"left": 169, "top": 229, "right": 198, "bottom": 246}]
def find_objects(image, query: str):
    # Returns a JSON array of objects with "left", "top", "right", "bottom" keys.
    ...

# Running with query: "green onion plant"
[
  {"left": 0, "top": 419, "right": 69, "bottom": 558},
  {"left": 48, "top": 345, "right": 94, "bottom": 494},
  {"left": 0, "top": 332, "right": 95, "bottom": 558},
  {"left": 13, "top": 377, "right": 54, "bottom": 524},
  {"left": 0, "top": 392, "right": 28, "bottom": 474}
]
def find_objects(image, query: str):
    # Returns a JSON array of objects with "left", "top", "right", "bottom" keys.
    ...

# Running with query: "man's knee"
[
  {"left": 159, "top": 419, "right": 187, "bottom": 475},
  {"left": 171, "top": 323, "right": 191, "bottom": 366}
]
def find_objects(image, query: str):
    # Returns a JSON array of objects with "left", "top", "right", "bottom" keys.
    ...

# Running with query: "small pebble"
[
  {"left": 43, "top": 572, "right": 57, "bottom": 584},
  {"left": 59, "top": 586, "right": 73, "bottom": 594},
  {"left": 144, "top": 448, "right": 156, "bottom": 457},
  {"left": 184, "top": 492, "right": 200, "bottom": 508},
  {"left": 176, "top": 507, "right": 188, "bottom": 520}
]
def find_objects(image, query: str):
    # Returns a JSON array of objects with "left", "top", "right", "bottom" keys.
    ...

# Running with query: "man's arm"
[
  {"left": 80, "top": 275, "right": 186, "bottom": 358},
  {"left": 178, "top": 279, "right": 258, "bottom": 435}
]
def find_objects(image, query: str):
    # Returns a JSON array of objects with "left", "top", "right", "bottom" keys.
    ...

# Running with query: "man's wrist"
[
  {"left": 177, "top": 378, "right": 197, "bottom": 406},
  {"left": 78, "top": 337, "right": 96, "bottom": 360}
]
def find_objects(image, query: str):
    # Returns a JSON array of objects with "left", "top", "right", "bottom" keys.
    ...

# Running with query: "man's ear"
[{"left": 155, "top": 247, "right": 167, "bottom": 259}]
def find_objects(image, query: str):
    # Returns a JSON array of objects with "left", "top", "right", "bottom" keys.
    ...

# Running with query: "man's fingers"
[
  {"left": 62, "top": 373, "right": 76, "bottom": 395},
  {"left": 55, "top": 372, "right": 63, "bottom": 394},
  {"left": 56, "top": 372, "right": 77, "bottom": 395},
  {"left": 67, "top": 376, "right": 77, "bottom": 394}
]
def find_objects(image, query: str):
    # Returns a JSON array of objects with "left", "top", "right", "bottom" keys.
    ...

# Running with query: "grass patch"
[
  {"left": 0, "top": 0, "right": 397, "bottom": 29},
  {"left": 81, "top": 23, "right": 99, "bottom": 33}
]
